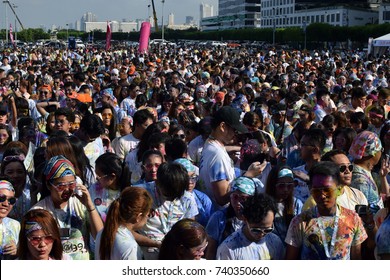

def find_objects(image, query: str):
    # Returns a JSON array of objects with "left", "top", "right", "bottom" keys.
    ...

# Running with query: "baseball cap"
[
  {"left": 201, "top": 71, "right": 210, "bottom": 79},
  {"left": 213, "top": 106, "right": 248, "bottom": 134},
  {"left": 365, "top": 74, "right": 373, "bottom": 81}
]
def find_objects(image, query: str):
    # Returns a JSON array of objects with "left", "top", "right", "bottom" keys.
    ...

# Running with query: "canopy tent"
[{"left": 370, "top": 33, "right": 390, "bottom": 57}]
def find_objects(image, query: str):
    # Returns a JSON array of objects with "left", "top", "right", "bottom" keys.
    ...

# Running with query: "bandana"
[
  {"left": 25, "top": 221, "right": 43, "bottom": 236},
  {"left": 174, "top": 158, "right": 196, "bottom": 173},
  {"left": 231, "top": 176, "right": 256, "bottom": 196},
  {"left": 278, "top": 168, "right": 294, "bottom": 179},
  {"left": 349, "top": 131, "right": 382, "bottom": 160},
  {"left": 44, "top": 155, "right": 75, "bottom": 181},
  {"left": 0, "top": 180, "right": 15, "bottom": 192}
]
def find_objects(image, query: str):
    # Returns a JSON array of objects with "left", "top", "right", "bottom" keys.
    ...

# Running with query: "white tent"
[{"left": 371, "top": 33, "right": 390, "bottom": 57}]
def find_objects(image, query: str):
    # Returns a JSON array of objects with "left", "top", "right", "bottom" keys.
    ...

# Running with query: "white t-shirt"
[
  {"left": 199, "top": 139, "right": 235, "bottom": 209},
  {"left": 115, "top": 133, "right": 140, "bottom": 160},
  {"left": 125, "top": 148, "right": 143, "bottom": 184},
  {"left": 31, "top": 197, "right": 90, "bottom": 260},
  {"left": 84, "top": 137, "right": 104, "bottom": 170},
  {"left": 0, "top": 217, "right": 20, "bottom": 255},
  {"left": 137, "top": 181, "right": 198, "bottom": 260},
  {"left": 216, "top": 228, "right": 285, "bottom": 260},
  {"left": 188, "top": 135, "right": 205, "bottom": 166},
  {"left": 95, "top": 226, "right": 143, "bottom": 260}
]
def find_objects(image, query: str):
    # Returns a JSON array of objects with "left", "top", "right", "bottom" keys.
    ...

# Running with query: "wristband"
[{"left": 87, "top": 207, "right": 96, "bottom": 212}]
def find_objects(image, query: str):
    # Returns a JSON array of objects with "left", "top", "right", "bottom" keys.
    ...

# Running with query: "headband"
[
  {"left": 0, "top": 180, "right": 15, "bottom": 192},
  {"left": 44, "top": 155, "right": 75, "bottom": 181},
  {"left": 25, "top": 221, "right": 43, "bottom": 235}
]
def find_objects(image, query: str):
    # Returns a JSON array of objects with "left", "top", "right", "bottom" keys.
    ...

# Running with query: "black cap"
[{"left": 213, "top": 106, "right": 248, "bottom": 134}]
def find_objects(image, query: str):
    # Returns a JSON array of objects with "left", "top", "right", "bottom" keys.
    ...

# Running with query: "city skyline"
[{"left": 1, "top": 0, "right": 218, "bottom": 30}]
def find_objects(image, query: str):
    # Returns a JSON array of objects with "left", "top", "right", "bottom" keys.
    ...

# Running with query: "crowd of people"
[{"left": 0, "top": 42, "right": 389, "bottom": 260}]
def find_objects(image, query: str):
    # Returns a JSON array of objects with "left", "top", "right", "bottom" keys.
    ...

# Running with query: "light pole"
[
  {"left": 3, "top": 1, "right": 9, "bottom": 44},
  {"left": 161, "top": 0, "right": 165, "bottom": 41},
  {"left": 272, "top": 8, "right": 275, "bottom": 47},
  {"left": 66, "top": 23, "right": 69, "bottom": 42},
  {"left": 303, "top": 19, "right": 307, "bottom": 50}
]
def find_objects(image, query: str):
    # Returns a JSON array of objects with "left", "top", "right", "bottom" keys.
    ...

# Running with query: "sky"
[{"left": 2, "top": 0, "right": 219, "bottom": 29}]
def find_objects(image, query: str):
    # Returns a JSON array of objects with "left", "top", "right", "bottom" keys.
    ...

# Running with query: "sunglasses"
[
  {"left": 249, "top": 224, "right": 274, "bottom": 235},
  {"left": 3, "top": 155, "right": 25, "bottom": 162},
  {"left": 143, "top": 163, "right": 161, "bottom": 170},
  {"left": 189, "top": 175, "right": 198, "bottom": 182},
  {"left": 0, "top": 194, "right": 17, "bottom": 205},
  {"left": 339, "top": 164, "right": 353, "bottom": 173},
  {"left": 50, "top": 181, "right": 76, "bottom": 192},
  {"left": 39, "top": 91, "right": 50, "bottom": 95},
  {"left": 174, "top": 134, "right": 186, "bottom": 140},
  {"left": 310, "top": 187, "right": 337, "bottom": 197},
  {"left": 27, "top": 235, "right": 54, "bottom": 246}
]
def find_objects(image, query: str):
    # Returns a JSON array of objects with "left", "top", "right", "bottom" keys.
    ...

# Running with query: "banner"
[
  {"left": 106, "top": 21, "right": 111, "bottom": 51},
  {"left": 139, "top": 22, "right": 151, "bottom": 54},
  {"left": 9, "top": 24, "right": 15, "bottom": 47}
]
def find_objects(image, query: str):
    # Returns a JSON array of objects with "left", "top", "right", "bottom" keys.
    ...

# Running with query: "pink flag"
[
  {"left": 139, "top": 22, "right": 151, "bottom": 54},
  {"left": 105, "top": 21, "right": 111, "bottom": 51},
  {"left": 9, "top": 24, "right": 15, "bottom": 47}
]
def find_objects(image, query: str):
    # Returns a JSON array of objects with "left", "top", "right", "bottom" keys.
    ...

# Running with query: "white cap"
[{"left": 365, "top": 74, "right": 373, "bottom": 81}]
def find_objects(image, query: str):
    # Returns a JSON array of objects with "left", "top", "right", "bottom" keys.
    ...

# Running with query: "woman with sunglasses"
[
  {"left": 95, "top": 187, "right": 153, "bottom": 260},
  {"left": 0, "top": 178, "right": 19, "bottom": 260},
  {"left": 265, "top": 166, "right": 303, "bottom": 243},
  {"left": 31, "top": 155, "right": 103, "bottom": 260},
  {"left": 1, "top": 151, "right": 30, "bottom": 222},
  {"left": 159, "top": 219, "right": 208, "bottom": 260},
  {"left": 17, "top": 209, "right": 67, "bottom": 260},
  {"left": 217, "top": 193, "right": 284, "bottom": 260}
]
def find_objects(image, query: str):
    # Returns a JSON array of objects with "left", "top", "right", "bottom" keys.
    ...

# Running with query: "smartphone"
[{"left": 355, "top": 204, "right": 368, "bottom": 216}]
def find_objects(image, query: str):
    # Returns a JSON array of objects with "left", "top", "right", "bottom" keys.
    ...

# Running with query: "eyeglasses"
[
  {"left": 143, "top": 163, "right": 161, "bottom": 170},
  {"left": 50, "top": 181, "right": 76, "bottom": 192},
  {"left": 27, "top": 235, "right": 54, "bottom": 246},
  {"left": 249, "top": 224, "right": 274, "bottom": 235},
  {"left": 189, "top": 175, "right": 198, "bottom": 182},
  {"left": 310, "top": 187, "right": 337, "bottom": 197},
  {"left": 3, "top": 155, "right": 25, "bottom": 162},
  {"left": 0, "top": 194, "right": 16, "bottom": 205},
  {"left": 275, "top": 182, "right": 295, "bottom": 189},
  {"left": 339, "top": 164, "right": 353, "bottom": 173},
  {"left": 96, "top": 174, "right": 108, "bottom": 181},
  {"left": 174, "top": 134, "right": 186, "bottom": 140}
]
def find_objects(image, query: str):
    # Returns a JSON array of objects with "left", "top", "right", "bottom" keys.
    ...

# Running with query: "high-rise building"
[
  {"left": 168, "top": 13, "right": 174, "bottom": 26},
  {"left": 200, "top": 3, "right": 214, "bottom": 19},
  {"left": 80, "top": 12, "right": 97, "bottom": 31},
  {"left": 218, "top": 0, "right": 261, "bottom": 28},
  {"left": 186, "top": 16, "right": 195, "bottom": 25}
]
